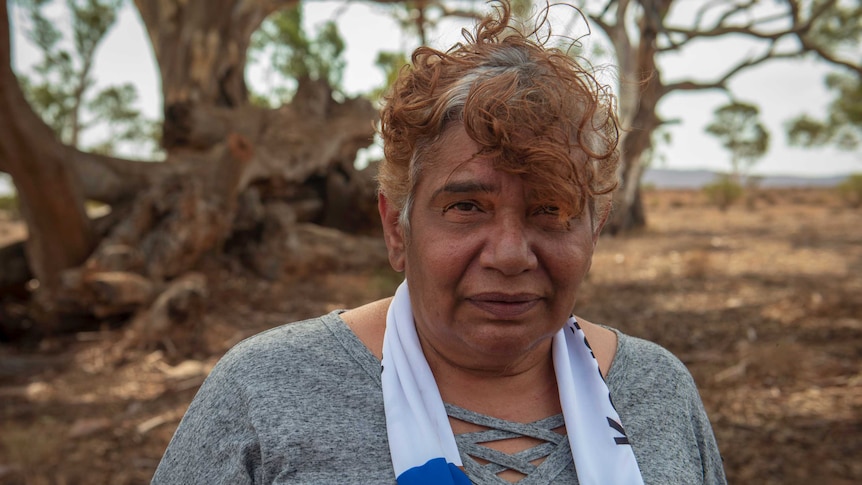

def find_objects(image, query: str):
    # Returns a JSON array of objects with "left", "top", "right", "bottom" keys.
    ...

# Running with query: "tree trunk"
[
  {"left": 133, "top": 0, "right": 378, "bottom": 207},
  {"left": 0, "top": 2, "right": 96, "bottom": 305},
  {"left": 602, "top": 0, "right": 669, "bottom": 235},
  {"left": 1, "top": 0, "right": 379, "bottom": 335},
  {"left": 133, "top": 0, "right": 287, "bottom": 111}
]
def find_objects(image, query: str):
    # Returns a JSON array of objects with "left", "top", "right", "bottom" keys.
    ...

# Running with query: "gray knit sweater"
[{"left": 152, "top": 311, "right": 727, "bottom": 484}]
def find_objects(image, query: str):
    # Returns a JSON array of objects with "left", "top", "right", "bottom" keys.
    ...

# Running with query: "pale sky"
[{"left": 7, "top": 0, "right": 862, "bottom": 180}]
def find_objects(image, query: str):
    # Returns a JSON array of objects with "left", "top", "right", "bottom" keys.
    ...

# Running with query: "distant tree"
[
  {"left": 706, "top": 101, "right": 770, "bottom": 183},
  {"left": 15, "top": 0, "right": 158, "bottom": 156}
]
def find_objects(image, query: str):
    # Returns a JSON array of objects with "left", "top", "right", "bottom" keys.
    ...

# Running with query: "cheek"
[
  {"left": 544, "top": 241, "right": 594, "bottom": 288},
  {"left": 406, "top": 218, "right": 480, "bottom": 277},
  {"left": 406, "top": 237, "right": 470, "bottom": 286}
]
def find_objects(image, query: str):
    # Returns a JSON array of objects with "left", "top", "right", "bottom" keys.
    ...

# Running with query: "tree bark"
[
  {"left": 601, "top": 0, "right": 669, "bottom": 235},
  {"left": 0, "top": 2, "right": 96, "bottom": 302},
  {"left": 1, "top": 0, "right": 379, "bottom": 332},
  {"left": 54, "top": 133, "right": 253, "bottom": 316},
  {"left": 133, "top": 0, "right": 288, "bottom": 110}
]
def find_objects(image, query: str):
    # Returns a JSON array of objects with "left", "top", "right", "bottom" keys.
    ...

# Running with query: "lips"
[{"left": 467, "top": 292, "right": 541, "bottom": 319}]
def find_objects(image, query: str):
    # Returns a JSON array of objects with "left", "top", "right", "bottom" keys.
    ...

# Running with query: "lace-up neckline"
[{"left": 445, "top": 403, "right": 573, "bottom": 484}]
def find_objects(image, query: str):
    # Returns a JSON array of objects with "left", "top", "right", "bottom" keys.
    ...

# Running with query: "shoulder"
[
  {"left": 222, "top": 313, "right": 340, "bottom": 362},
  {"left": 340, "top": 298, "right": 390, "bottom": 360},
  {"left": 608, "top": 329, "right": 698, "bottom": 395},
  {"left": 187, "top": 310, "right": 385, "bottom": 428},
  {"left": 604, "top": 330, "right": 727, "bottom": 483},
  {"left": 575, "top": 318, "right": 617, "bottom": 378},
  {"left": 155, "top": 312, "right": 394, "bottom": 483},
  {"left": 208, "top": 311, "right": 361, "bottom": 389},
  {"left": 231, "top": 312, "right": 343, "bottom": 353},
  {"left": 604, "top": 329, "right": 707, "bottom": 429}
]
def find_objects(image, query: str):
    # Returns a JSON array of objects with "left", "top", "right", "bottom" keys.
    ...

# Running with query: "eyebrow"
[{"left": 430, "top": 181, "right": 498, "bottom": 200}]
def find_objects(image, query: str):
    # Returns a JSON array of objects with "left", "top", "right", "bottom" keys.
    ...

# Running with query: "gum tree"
[
  {"left": 0, "top": 0, "right": 378, "bottom": 331},
  {"left": 576, "top": 0, "right": 862, "bottom": 233}
]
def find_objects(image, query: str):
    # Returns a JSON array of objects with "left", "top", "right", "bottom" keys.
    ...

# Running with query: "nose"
[{"left": 479, "top": 213, "right": 538, "bottom": 275}]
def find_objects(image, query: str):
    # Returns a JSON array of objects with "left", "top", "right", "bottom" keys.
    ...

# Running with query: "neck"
[{"left": 421, "top": 336, "right": 561, "bottom": 421}]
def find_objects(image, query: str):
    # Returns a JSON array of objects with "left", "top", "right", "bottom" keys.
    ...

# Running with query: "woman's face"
[{"left": 380, "top": 126, "right": 602, "bottom": 373}]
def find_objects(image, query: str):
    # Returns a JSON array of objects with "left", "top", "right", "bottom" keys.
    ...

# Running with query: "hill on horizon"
[{"left": 642, "top": 168, "right": 849, "bottom": 190}]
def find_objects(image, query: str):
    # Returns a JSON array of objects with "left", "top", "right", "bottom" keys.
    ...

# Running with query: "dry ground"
[{"left": 0, "top": 188, "right": 860, "bottom": 484}]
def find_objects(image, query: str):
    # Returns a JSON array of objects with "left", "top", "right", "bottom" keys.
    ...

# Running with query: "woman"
[{"left": 153, "top": 2, "right": 726, "bottom": 483}]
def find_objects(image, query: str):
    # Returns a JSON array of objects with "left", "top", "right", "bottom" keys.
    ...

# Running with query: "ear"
[{"left": 378, "top": 192, "right": 406, "bottom": 272}]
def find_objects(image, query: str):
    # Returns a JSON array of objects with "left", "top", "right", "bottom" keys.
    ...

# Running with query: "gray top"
[
  {"left": 152, "top": 311, "right": 727, "bottom": 484},
  {"left": 446, "top": 403, "right": 571, "bottom": 484}
]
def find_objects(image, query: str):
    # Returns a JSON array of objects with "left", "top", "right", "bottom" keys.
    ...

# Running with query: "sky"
[{"left": 5, "top": 0, "right": 861, "bottom": 189}]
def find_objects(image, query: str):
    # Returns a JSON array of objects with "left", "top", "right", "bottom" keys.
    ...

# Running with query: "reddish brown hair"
[{"left": 378, "top": 1, "right": 620, "bottom": 229}]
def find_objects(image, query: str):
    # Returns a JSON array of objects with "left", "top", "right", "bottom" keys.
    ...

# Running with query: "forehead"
[
  {"left": 426, "top": 126, "right": 481, "bottom": 164},
  {"left": 421, "top": 127, "right": 494, "bottom": 183}
]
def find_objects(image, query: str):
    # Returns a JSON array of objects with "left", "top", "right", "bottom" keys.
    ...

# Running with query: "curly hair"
[{"left": 378, "top": 0, "right": 620, "bottom": 232}]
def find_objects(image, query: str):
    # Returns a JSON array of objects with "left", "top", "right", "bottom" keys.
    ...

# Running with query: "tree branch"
[
  {"left": 585, "top": 0, "right": 615, "bottom": 40},
  {"left": 663, "top": 46, "right": 800, "bottom": 96},
  {"left": 665, "top": 0, "right": 838, "bottom": 44}
]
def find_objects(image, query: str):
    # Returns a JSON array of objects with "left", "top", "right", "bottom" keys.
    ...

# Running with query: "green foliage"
[
  {"left": 703, "top": 175, "right": 744, "bottom": 211},
  {"left": 248, "top": 4, "right": 347, "bottom": 107},
  {"left": 14, "top": 0, "right": 159, "bottom": 156},
  {"left": 807, "top": 0, "right": 862, "bottom": 53},
  {"left": 705, "top": 101, "right": 770, "bottom": 180},
  {"left": 788, "top": 72, "right": 862, "bottom": 149},
  {"left": 787, "top": 0, "right": 862, "bottom": 150},
  {"left": 85, "top": 84, "right": 161, "bottom": 155},
  {"left": 837, "top": 173, "right": 862, "bottom": 208}
]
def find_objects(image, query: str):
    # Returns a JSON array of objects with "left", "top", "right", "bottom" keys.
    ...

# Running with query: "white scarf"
[{"left": 381, "top": 281, "right": 644, "bottom": 484}]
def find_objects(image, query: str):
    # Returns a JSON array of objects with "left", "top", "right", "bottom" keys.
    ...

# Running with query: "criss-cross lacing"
[{"left": 445, "top": 403, "right": 572, "bottom": 484}]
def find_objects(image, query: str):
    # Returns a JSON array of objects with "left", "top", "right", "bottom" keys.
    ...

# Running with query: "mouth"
[{"left": 467, "top": 293, "right": 542, "bottom": 319}]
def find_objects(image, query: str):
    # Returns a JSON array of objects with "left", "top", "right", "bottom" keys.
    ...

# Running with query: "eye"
[
  {"left": 444, "top": 201, "right": 481, "bottom": 213},
  {"left": 532, "top": 205, "right": 560, "bottom": 217},
  {"left": 532, "top": 205, "right": 572, "bottom": 231}
]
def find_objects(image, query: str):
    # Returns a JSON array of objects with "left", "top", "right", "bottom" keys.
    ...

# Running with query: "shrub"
[
  {"left": 702, "top": 175, "right": 743, "bottom": 211},
  {"left": 837, "top": 173, "right": 862, "bottom": 208}
]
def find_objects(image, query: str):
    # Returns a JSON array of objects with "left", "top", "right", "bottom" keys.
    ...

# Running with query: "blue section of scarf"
[{"left": 396, "top": 458, "right": 471, "bottom": 485}]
